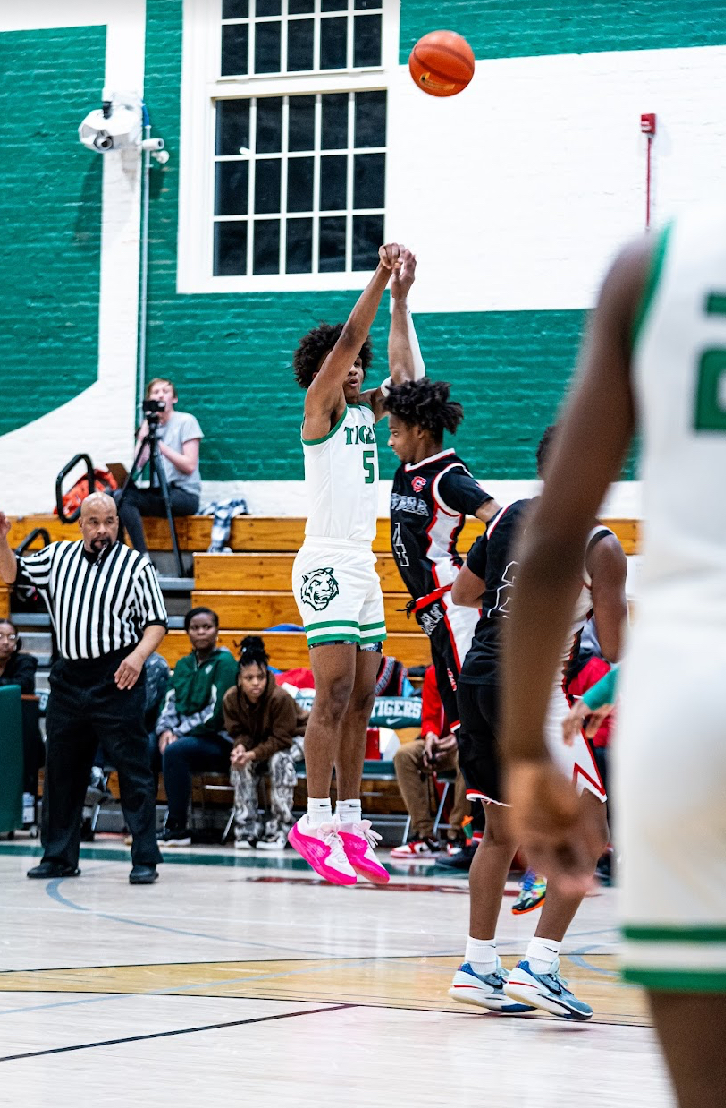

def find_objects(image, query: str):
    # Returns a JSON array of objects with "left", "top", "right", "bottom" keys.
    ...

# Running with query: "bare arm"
[
  {"left": 587, "top": 533, "right": 628, "bottom": 663},
  {"left": 475, "top": 499, "right": 501, "bottom": 524},
  {"left": 159, "top": 437, "right": 200, "bottom": 477},
  {"left": 114, "top": 624, "right": 166, "bottom": 691},
  {"left": 451, "top": 565, "right": 485, "bottom": 608},
  {"left": 302, "top": 244, "right": 400, "bottom": 440},
  {"left": 0, "top": 514, "right": 17, "bottom": 584}
]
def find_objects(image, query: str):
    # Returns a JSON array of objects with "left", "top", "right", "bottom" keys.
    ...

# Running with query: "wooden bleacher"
[{"left": 5, "top": 514, "right": 642, "bottom": 673}]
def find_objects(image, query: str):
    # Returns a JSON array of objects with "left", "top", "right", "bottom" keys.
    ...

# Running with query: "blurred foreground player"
[{"left": 503, "top": 209, "right": 726, "bottom": 1106}]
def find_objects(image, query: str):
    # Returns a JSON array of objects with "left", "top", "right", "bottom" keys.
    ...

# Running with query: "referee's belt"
[{"left": 406, "top": 583, "right": 452, "bottom": 616}]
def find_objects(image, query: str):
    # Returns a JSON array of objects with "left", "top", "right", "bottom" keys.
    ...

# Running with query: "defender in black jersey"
[{"left": 383, "top": 377, "right": 500, "bottom": 726}]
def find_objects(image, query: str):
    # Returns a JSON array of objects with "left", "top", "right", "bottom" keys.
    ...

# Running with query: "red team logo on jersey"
[{"left": 411, "top": 476, "right": 427, "bottom": 493}]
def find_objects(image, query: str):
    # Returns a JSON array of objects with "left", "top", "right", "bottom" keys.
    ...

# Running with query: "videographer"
[{"left": 115, "top": 378, "right": 204, "bottom": 554}]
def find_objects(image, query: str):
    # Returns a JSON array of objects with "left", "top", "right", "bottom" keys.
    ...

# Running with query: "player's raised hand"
[
  {"left": 507, "top": 760, "right": 598, "bottom": 898},
  {"left": 0, "top": 513, "right": 11, "bottom": 542},
  {"left": 392, "top": 248, "right": 417, "bottom": 298},
  {"left": 379, "top": 242, "right": 403, "bottom": 271}
]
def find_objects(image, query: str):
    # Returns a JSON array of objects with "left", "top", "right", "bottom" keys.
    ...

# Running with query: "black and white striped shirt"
[{"left": 17, "top": 541, "right": 167, "bottom": 661}]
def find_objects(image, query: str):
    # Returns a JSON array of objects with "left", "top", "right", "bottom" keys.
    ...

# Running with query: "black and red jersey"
[{"left": 390, "top": 448, "right": 492, "bottom": 603}]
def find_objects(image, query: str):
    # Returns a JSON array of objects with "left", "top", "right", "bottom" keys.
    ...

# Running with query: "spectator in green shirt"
[{"left": 156, "top": 607, "right": 238, "bottom": 846}]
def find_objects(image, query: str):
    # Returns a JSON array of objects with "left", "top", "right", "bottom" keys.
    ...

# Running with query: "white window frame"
[{"left": 178, "top": 0, "right": 400, "bottom": 294}]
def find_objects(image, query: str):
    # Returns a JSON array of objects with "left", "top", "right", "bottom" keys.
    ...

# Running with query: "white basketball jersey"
[
  {"left": 302, "top": 403, "right": 379, "bottom": 543},
  {"left": 633, "top": 207, "right": 726, "bottom": 622}
]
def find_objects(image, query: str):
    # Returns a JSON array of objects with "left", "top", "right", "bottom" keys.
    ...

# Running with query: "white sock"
[
  {"left": 525, "top": 937, "right": 561, "bottom": 974},
  {"left": 336, "top": 799, "right": 362, "bottom": 825},
  {"left": 465, "top": 936, "right": 498, "bottom": 975},
  {"left": 307, "top": 797, "right": 333, "bottom": 828}
]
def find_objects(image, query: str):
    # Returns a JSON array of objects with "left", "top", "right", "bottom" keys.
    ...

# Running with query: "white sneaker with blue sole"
[
  {"left": 449, "top": 961, "right": 535, "bottom": 1014},
  {"left": 503, "top": 958, "right": 593, "bottom": 1021}
]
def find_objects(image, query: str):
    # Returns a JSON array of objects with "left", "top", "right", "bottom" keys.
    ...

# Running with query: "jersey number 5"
[
  {"left": 694, "top": 294, "right": 726, "bottom": 431},
  {"left": 363, "top": 449, "right": 376, "bottom": 484}
]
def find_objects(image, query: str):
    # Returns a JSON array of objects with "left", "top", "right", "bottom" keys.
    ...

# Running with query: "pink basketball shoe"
[
  {"left": 288, "top": 815, "right": 357, "bottom": 885},
  {"left": 339, "top": 820, "right": 390, "bottom": 884}
]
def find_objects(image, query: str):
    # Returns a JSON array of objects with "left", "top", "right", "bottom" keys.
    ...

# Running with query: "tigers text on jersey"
[
  {"left": 633, "top": 208, "right": 726, "bottom": 623},
  {"left": 390, "top": 448, "right": 491, "bottom": 601},
  {"left": 301, "top": 403, "right": 379, "bottom": 544}
]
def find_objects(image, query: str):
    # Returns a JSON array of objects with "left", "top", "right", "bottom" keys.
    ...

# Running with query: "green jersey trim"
[
  {"left": 622, "top": 968, "right": 726, "bottom": 993},
  {"left": 301, "top": 405, "right": 348, "bottom": 446},
  {"left": 630, "top": 222, "right": 673, "bottom": 352},
  {"left": 623, "top": 924, "right": 726, "bottom": 943}
]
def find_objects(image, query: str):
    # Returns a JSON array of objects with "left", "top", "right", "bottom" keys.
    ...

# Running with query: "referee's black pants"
[{"left": 43, "top": 649, "right": 163, "bottom": 870}]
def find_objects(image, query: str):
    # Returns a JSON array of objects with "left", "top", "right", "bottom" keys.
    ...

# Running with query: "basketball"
[{"left": 408, "top": 30, "right": 476, "bottom": 97}]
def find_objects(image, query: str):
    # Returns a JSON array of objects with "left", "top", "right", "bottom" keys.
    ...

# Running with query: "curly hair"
[
  {"left": 293, "top": 323, "right": 373, "bottom": 388},
  {"left": 237, "top": 635, "right": 269, "bottom": 670},
  {"left": 383, "top": 379, "right": 463, "bottom": 439},
  {"left": 536, "top": 424, "right": 557, "bottom": 478}
]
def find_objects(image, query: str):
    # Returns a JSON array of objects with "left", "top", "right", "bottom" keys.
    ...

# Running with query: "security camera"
[{"left": 79, "top": 91, "right": 142, "bottom": 154}]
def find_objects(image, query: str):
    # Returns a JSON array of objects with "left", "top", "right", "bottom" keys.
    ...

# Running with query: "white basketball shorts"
[
  {"left": 292, "top": 539, "right": 386, "bottom": 649},
  {"left": 545, "top": 682, "right": 607, "bottom": 802}
]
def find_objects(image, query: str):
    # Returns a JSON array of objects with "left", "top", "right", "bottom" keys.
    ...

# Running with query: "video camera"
[{"left": 143, "top": 398, "right": 165, "bottom": 415}]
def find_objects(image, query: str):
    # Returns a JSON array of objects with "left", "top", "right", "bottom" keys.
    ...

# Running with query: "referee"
[{"left": 0, "top": 494, "right": 167, "bottom": 884}]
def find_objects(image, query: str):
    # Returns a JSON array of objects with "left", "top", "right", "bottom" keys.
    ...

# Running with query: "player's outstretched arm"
[
  {"left": 304, "top": 244, "right": 400, "bottom": 436},
  {"left": 367, "top": 248, "right": 419, "bottom": 420}
]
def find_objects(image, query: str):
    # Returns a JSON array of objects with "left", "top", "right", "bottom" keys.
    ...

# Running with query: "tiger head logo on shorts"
[{"left": 300, "top": 567, "right": 340, "bottom": 611}]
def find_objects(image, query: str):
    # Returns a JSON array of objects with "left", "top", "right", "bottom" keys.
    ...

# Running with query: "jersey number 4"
[{"left": 694, "top": 293, "right": 726, "bottom": 431}]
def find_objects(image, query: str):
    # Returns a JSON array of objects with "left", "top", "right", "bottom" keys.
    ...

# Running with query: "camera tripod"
[{"left": 117, "top": 412, "right": 184, "bottom": 577}]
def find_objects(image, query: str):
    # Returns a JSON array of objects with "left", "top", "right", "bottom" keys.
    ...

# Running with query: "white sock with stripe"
[
  {"left": 307, "top": 798, "right": 333, "bottom": 828},
  {"left": 525, "top": 937, "right": 561, "bottom": 974},
  {"left": 336, "top": 799, "right": 362, "bottom": 825},
  {"left": 465, "top": 936, "right": 498, "bottom": 975}
]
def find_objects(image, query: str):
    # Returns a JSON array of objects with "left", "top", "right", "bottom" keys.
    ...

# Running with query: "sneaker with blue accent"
[
  {"left": 449, "top": 961, "right": 535, "bottom": 1014},
  {"left": 511, "top": 870, "right": 547, "bottom": 915},
  {"left": 503, "top": 958, "right": 593, "bottom": 1020}
]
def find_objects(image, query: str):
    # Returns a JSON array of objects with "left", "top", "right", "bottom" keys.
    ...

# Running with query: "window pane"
[
  {"left": 321, "top": 0, "right": 347, "bottom": 9},
  {"left": 221, "top": 24, "right": 248, "bottom": 76},
  {"left": 214, "top": 222, "right": 248, "bottom": 276},
  {"left": 319, "top": 216, "right": 346, "bottom": 272},
  {"left": 289, "top": 0, "right": 314, "bottom": 11},
  {"left": 256, "top": 0, "right": 281, "bottom": 14},
  {"left": 288, "top": 96, "right": 316, "bottom": 152},
  {"left": 354, "top": 0, "right": 381, "bottom": 8},
  {"left": 253, "top": 220, "right": 281, "bottom": 274},
  {"left": 354, "top": 90, "right": 385, "bottom": 148},
  {"left": 287, "top": 157, "right": 314, "bottom": 212},
  {"left": 352, "top": 214, "right": 383, "bottom": 270},
  {"left": 353, "top": 14, "right": 381, "bottom": 67},
  {"left": 215, "top": 162, "right": 249, "bottom": 215},
  {"left": 354, "top": 152, "right": 384, "bottom": 208},
  {"left": 287, "top": 19, "right": 314, "bottom": 71},
  {"left": 216, "top": 100, "right": 250, "bottom": 156},
  {"left": 255, "top": 158, "right": 282, "bottom": 214},
  {"left": 256, "top": 97, "right": 283, "bottom": 153},
  {"left": 321, "top": 93, "right": 348, "bottom": 149},
  {"left": 320, "top": 17, "right": 347, "bottom": 69},
  {"left": 320, "top": 155, "right": 347, "bottom": 211},
  {"left": 286, "top": 218, "right": 313, "bottom": 273},
  {"left": 255, "top": 20, "right": 281, "bottom": 73},
  {"left": 223, "top": 0, "right": 248, "bottom": 17}
]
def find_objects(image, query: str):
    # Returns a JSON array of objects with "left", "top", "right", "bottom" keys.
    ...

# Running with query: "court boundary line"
[{"left": 0, "top": 1002, "right": 357, "bottom": 1064}]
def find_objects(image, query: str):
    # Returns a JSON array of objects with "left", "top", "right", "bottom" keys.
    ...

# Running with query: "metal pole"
[{"left": 137, "top": 115, "right": 151, "bottom": 424}]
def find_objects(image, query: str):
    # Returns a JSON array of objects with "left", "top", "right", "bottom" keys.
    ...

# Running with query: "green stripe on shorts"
[
  {"left": 307, "top": 632, "right": 361, "bottom": 645},
  {"left": 623, "top": 924, "right": 726, "bottom": 943},
  {"left": 622, "top": 968, "right": 726, "bottom": 993},
  {"left": 305, "top": 618, "right": 360, "bottom": 632}
]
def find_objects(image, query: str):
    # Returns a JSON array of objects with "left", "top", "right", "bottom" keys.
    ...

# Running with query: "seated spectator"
[
  {"left": 156, "top": 608, "right": 238, "bottom": 846},
  {"left": 223, "top": 636, "right": 306, "bottom": 851},
  {"left": 375, "top": 654, "right": 415, "bottom": 698},
  {"left": 115, "top": 377, "right": 203, "bottom": 554},
  {"left": 0, "top": 618, "right": 38, "bottom": 693},
  {"left": 391, "top": 664, "right": 469, "bottom": 860}
]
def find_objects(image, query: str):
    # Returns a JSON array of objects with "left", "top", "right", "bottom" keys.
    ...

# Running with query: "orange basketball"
[{"left": 408, "top": 30, "right": 476, "bottom": 97}]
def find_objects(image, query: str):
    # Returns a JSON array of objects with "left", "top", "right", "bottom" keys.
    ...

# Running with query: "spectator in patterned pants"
[{"left": 223, "top": 637, "right": 307, "bottom": 851}]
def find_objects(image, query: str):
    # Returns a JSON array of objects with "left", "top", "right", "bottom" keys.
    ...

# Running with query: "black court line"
[{"left": 0, "top": 1002, "right": 356, "bottom": 1064}]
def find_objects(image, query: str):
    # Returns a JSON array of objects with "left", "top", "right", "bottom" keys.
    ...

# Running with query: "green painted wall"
[
  {"left": 0, "top": 26, "right": 105, "bottom": 437},
  {"left": 400, "top": 0, "right": 726, "bottom": 63},
  {"left": 143, "top": 1, "right": 586, "bottom": 481}
]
